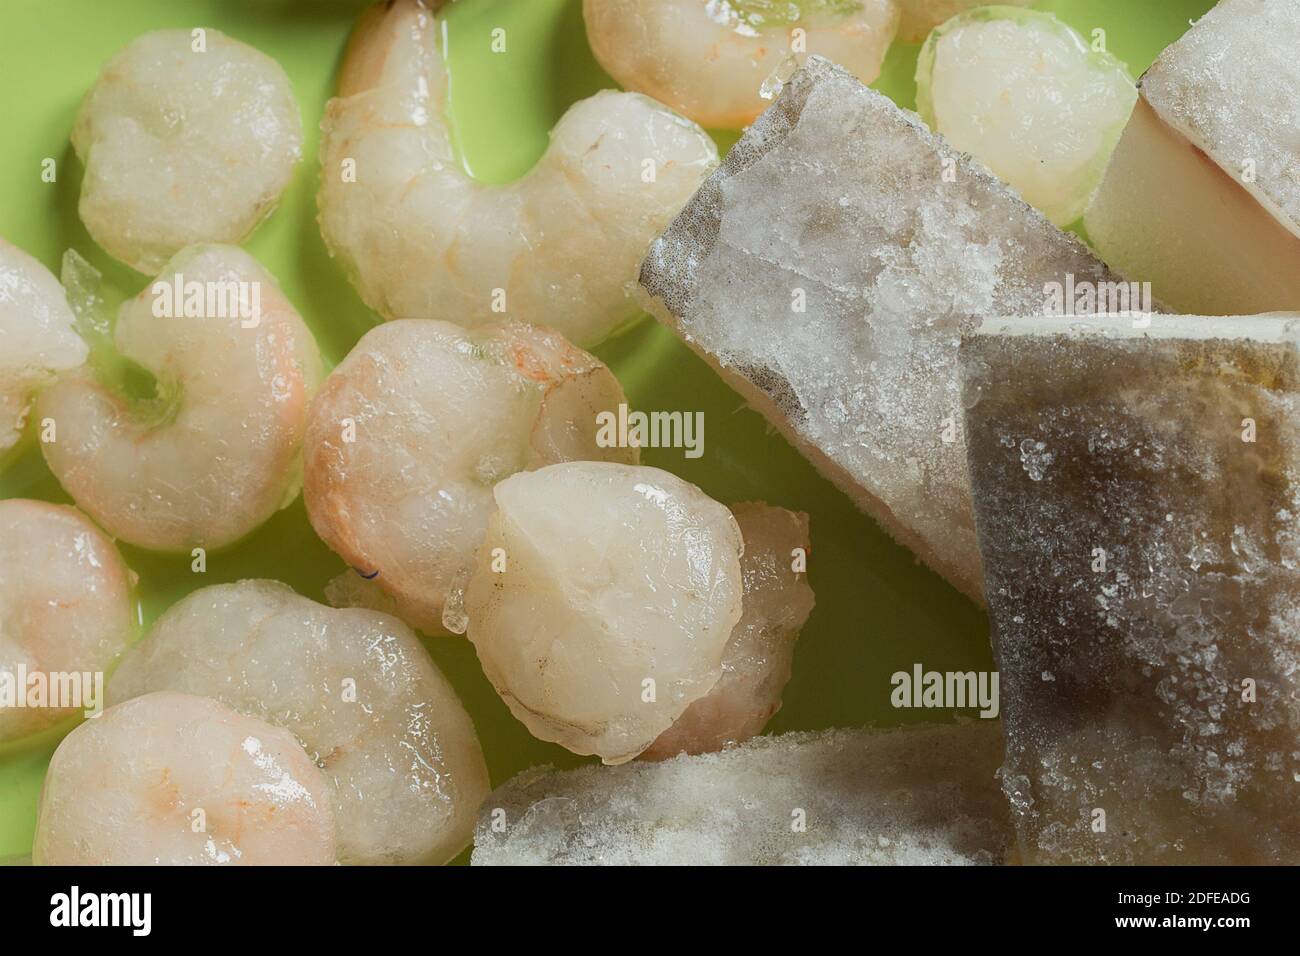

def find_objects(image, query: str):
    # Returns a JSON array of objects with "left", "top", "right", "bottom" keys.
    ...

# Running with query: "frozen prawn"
[
  {"left": 583, "top": 0, "right": 899, "bottom": 128},
  {"left": 463, "top": 461, "right": 744, "bottom": 764},
  {"left": 33, "top": 691, "right": 337, "bottom": 865},
  {"left": 317, "top": 0, "right": 718, "bottom": 348},
  {"left": 37, "top": 245, "right": 324, "bottom": 553},
  {"left": 915, "top": 7, "right": 1136, "bottom": 226},
  {"left": 108, "top": 580, "right": 489, "bottom": 865},
  {"left": 304, "top": 319, "right": 635, "bottom": 634},
  {"left": 0, "top": 240, "right": 87, "bottom": 458},
  {"left": 0, "top": 499, "right": 136, "bottom": 743},
  {"left": 73, "top": 29, "right": 302, "bottom": 274},
  {"left": 642, "top": 501, "right": 814, "bottom": 760}
]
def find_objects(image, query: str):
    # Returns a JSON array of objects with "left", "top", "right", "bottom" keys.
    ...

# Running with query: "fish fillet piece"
[
  {"left": 640, "top": 55, "right": 1128, "bottom": 602},
  {"left": 963, "top": 312, "right": 1300, "bottom": 864},
  {"left": 472, "top": 722, "right": 1011, "bottom": 865},
  {"left": 1085, "top": 0, "right": 1300, "bottom": 314}
]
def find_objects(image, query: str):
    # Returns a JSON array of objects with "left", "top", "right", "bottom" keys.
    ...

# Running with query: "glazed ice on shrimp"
[
  {"left": 916, "top": 7, "right": 1137, "bottom": 226},
  {"left": 642, "top": 502, "right": 814, "bottom": 760},
  {"left": 108, "top": 580, "right": 489, "bottom": 866},
  {"left": 583, "top": 0, "right": 899, "bottom": 128},
  {"left": 0, "top": 499, "right": 135, "bottom": 743},
  {"left": 464, "top": 461, "right": 745, "bottom": 764},
  {"left": 33, "top": 692, "right": 337, "bottom": 866},
  {"left": 37, "top": 245, "right": 324, "bottom": 553},
  {"left": 304, "top": 319, "right": 635, "bottom": 634},
  {"left": 73, "top": 29, "right": 302, "bottom": 274},
  {"left": 0, "top": 240, "right": 87, "bottom": 458},
  {"left": 317, "top": 0, "right": 718, "bottom": 348}
]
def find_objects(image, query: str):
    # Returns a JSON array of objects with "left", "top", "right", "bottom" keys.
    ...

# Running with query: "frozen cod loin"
[
  {"left": 639, "top": 56, "right": 1127, "bottom": 603},
  {"left": 1085, "top": 0, "right": 1300, "bottom": 315},
  {"left": 471, "top": 722, "right": 1012, "bottom": 865},
  {"left": 963, "top": 313, "right": 1300, "bottom": 864}
]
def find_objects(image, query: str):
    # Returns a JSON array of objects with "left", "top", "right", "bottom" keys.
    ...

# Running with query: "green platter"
[{"left": 0, "top": 0, "right": 1215, "bottom": 862}]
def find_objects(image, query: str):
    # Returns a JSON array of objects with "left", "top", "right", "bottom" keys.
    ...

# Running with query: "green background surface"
[{"left": 0, "top": 0, "right": 1215, "bottom": 863}]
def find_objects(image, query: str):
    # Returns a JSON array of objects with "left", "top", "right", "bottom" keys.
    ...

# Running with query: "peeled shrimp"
[
  {"left": 583, "top": 0, "right": 899, "bottom": 129},
  {"left": 0, "top": 499, "right": 135, "bottom": 742},
  {"left": 37, "top": 245, "right": 324, "bottom": 553},
  {"left": 304, "top": 319, "right": 635, "bottom": 634},
  {"left": 915, "top": 7, "right": 1136, "bottom": 226},
  {"left": 317, "top": 0, "right": 718, "bottom": 348},
  {"left": 0, "top": 240, "right": 87, "bottom": 457},
  {"left": 642, "top": 501, "right": 814, "bottom": 760},
  {"left": 73, "top": 29, "right": 302, "bottom": 274},
  {"left": 33, "top": 691, "right": 337, "bottom": 865},
  {"left": 464, "top": 461, "right": 744, "bottom": 764},
  {"left": 107, "top": 580, "right": 488, "bottom": 865}
]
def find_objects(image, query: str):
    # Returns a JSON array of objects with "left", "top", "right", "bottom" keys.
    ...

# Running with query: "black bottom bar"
[{"left": 0, "top": 865, "right": 1278, "bottom": 940}]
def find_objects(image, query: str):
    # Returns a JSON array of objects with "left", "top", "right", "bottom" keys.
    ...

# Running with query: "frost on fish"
[
  {"left": 639, "top": 56, "right": 1126, "bottom": 603},
  {"left": 472, "top": 722, "right": 1012, "bottom": 865},
  {"left": 962, "top": 313, "right": 1300, "bottom": 864},
  {"left": 108, "top": 580, "right": 489, "bottom": 866},
  {"left": 464, "top": 462, "right": 744, "bottom": 765},
  {"left": 1085, "top": 0, "right": 1300, "bottom": 315},
  {"left": 643, "top": 502, "right": 814, "bottom": 760},
  {"left": 1142, "top": 0, "right": 1300, "bottom": 236},
  {"left": 0, "top": 240, "right": 87, "bottom": 456}
]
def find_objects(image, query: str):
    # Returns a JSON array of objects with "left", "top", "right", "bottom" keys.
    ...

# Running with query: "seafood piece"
[
  {"left": 33, "top": 692, "right": 336, "bottom": 865},
  {"left": 72, "top": 29, "right": 302, "bottom": 274},
  {"left": 304, "top": 319, "right": 636, "bottom": 634},
  {"left": 37, "top": 245, "right": 324, "bottom": 553},
  {"left": 583, "top": 0, "right": 898, "bottom": 129},
  {"left": 464, "top": 461, "right": 744, "bottom": 764},
  {"left": 0, "top": 240, "right": 87, "bottom": 457},
  {"left": 916, "top": 7, "right": 1136, "bottom": 226},
  {"left": 896, "top": 0, "right": 1032, "bottom": 43},
  {"left": 322, "top": 567, "right": 407, "bottom": 620},
  {"left": 963, "top": 312, "right": 1300, "bottom": 864},
  {"left": 108, "top": 580, "right": 489, "bottom": 865},
  {"left": 0, "top": 499, "right": 135, "bottom": 742},
  {"left": 473, "top": 722, "right": 1011, "bottom": 865},
  {"left": 318, "top": 0, "right": 718, "bottom": 348},
  {"left": 1085, "top": 0, "right": 1300, "bottom": 314},
  {"left": 643, "top": 502, "right": 813, "bottom": 760},
  {"left": 640, "top": 56, "right": 1129, "bottom": 604}
]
